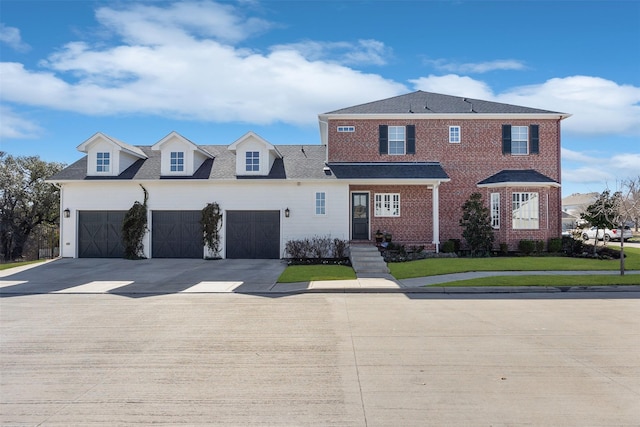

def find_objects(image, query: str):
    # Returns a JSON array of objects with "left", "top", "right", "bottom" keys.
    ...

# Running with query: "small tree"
[
  {"left": 122, "top": 185, "right": 148, "bottom": 260},
  {"left": 581, "top": 190, "right": 617, "bottom": 256},
  {"left": 459, "top": 192, "right": 494, "bottom": 257}
]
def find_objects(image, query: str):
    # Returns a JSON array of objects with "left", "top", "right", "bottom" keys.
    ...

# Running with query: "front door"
[{"left": 351, "top": 193, "right": 369, "bottom": 240}]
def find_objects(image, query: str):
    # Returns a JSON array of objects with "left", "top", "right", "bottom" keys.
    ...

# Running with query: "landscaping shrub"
[
  {"left": 441, "top": 240, "right": 456, "bottom": 253},
  {"left": 518, "top": 239, "right": 535, "bottom": 255},
  {"left": 548, "top": 238, "right": 563, "bottom": 253},
  {"left": 562, "top": 235, "right": 583, "bottom": 256},
  {"left": 285, "top": 235, "right": 350, "bottom": 265},
  {"left": 499, "top": 243, "right": 509, "bottom": 256},
  {"left": 535, "top": 240, "right": 545, "bottom": 253}
]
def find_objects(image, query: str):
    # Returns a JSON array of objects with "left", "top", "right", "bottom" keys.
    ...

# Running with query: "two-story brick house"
[
  {"left": 320, "top": 90, "right": 569, "bottom": 251},
  {"left": 49, "top": 90, "right": 569, "bottom": 258}
]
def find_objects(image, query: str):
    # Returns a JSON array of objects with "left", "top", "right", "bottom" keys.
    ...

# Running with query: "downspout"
[
  {"left": 53, "top": 183, "right": 64, "bottom": 258},
  {"left": 432, "top": 183, "right": 440, "bottom": 253},
  {"left": 318, "top": 117, "right": 329, "bottom": 164}
]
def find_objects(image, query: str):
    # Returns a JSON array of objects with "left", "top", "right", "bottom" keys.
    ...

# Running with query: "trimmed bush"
[
  {"left": 548, "top": 238, "right": 563, "bottom": 253},
  {"left": 499, "top": 243, "right": 509, "bottom": 255},
  {"left": 518, "top": 239, "right": 535, "bottom": 255},
  {"left": 441, "top": 240, "right": 456, "bottom": 253}
]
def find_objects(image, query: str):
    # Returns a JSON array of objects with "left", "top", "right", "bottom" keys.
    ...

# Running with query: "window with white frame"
[
  {"left": 388, "top": 126, "right": 406, "bottom": 155},
  {"left": 375, "top": 193, "right": 400, "bottom": 217},
  {"left": 491, "top": 193, "right": 500, "bottom": 229},
  {"left": 245, "top": 151, "right": 259, "bottom": 172},
  {"left": 449, "top": 126, "right": 461, "bottom": 143},
  {"left": 170, "top": 151, "right": 184, "bottom": 172},
  {"left": 511, "top": 126, "right": 528, "bottom": 155},
  {"left": 96, "top": 152, "right": 110, "bottom": 172},
  {"left": 315, "top": 192, "right": 326, "bottom": 215},
  {"left": 337, "top": 126, "right": 355, "bottom": 132},
  {"left": 512, "top": 192, "right": 539, "bottom": 229}
]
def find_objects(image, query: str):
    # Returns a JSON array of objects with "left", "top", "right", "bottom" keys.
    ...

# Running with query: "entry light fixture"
[
  {"left": 64, "top": 208, "right": 71, "bottom": 218},
  {"left": 284, "top": 208, "right": 290, "bottom": 218}
]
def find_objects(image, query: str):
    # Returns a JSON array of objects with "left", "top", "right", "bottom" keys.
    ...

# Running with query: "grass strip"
[
  {"left": 390, "top": 247, "right": 640, "bottom": 279},
  {"left": 439, "top": 274, "right": 640, "bottom": 287},
  {"left": 278, "top": 264, "right": 356, "bottom": 283},
  {"left": 0, "top": 260, "right": 46, "bottom": 271}
]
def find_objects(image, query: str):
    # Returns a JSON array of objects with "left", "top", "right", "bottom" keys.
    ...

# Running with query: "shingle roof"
[
  {"left": 477, "top": 169, "right": 559, "bottom": 186},
  {"left": 325, "top": 90, "right": 566, "bottom": 115},
  {"left": 49, "top": 145, "right": 334, "bottom": 181},
  {"left": 327, "top": 162, "right": 449, "bottom": 180}
]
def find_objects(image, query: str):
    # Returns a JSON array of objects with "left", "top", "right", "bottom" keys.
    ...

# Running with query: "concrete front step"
[{"left": 349, "top": 245, "right": 389, "bottom": 274}]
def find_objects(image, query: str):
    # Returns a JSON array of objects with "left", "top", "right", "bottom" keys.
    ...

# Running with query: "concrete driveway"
[{"left": 0, "top": 258, "right": 287, "bottom": 296}]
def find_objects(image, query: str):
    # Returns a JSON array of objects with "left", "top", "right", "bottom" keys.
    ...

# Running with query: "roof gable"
[
  {"left": 77, "top": 132, "right": 147, "bottom": 159},
  {"left": 151, "top": 131, "right": 213, "bottom": 158}
]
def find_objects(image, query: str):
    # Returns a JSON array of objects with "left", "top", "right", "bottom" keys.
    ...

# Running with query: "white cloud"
[
  {"left": 273, "top": 39, "right": 391, "bottom": 66},
  {"left": 0, "top": 106, "right": 42, "bottom": 139},
  {"left": 0, "top": 23, "right": 30, "bottom": 52},
  {"left": 425, "top": 58, "right": 526, "bottom": 73},
  {"left": 410, "top": 74, "right": 640, "bottom": 137},
  {"left": 561, "top": 148, "right": 640, "bottom": 187},
  {"left": 409, "top": 75, "right": 494, "bottom": 100},
  {"left": 1, "top": 2, "right": 406, "bottom": 126}
]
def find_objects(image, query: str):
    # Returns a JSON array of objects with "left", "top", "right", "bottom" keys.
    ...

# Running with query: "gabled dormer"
[
  {"left": 77, "top": 132, "right": 147, "bottom": 177},
  {"left": 228, "top": 131, "right": 282, "bottom": 177},
  {"left": 151, "top": 131, "right": 213, "bottom": 176}
]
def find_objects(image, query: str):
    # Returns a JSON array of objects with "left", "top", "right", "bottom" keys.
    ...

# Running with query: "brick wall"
[{"left": 331, "top": 118, "right": 562, "bottom": 250}]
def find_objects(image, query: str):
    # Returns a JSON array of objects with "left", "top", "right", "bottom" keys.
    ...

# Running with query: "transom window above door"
[{"left": 246, "top": 151, "right": 260, "bottom": 172}]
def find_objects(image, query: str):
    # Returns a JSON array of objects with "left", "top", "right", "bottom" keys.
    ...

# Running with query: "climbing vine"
[
  {"left": 201, "top": 202, "right": 223, "bottom": 258},
  {"left": 122, "top": 185, "right": 149, "bottom": 260}
]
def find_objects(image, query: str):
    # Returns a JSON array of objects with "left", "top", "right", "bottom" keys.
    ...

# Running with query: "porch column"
[{"left": 432, "top": 183, "right": 440, "bottom": 253}]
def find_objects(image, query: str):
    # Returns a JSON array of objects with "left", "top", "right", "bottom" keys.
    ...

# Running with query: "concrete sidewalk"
[{"left": 271, "top": 270, "right": 640, "bottom": 294}]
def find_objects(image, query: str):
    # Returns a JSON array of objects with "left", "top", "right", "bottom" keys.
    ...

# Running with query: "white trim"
[{"left": 432, "top": 183, "right": 440, "bottom": 251}]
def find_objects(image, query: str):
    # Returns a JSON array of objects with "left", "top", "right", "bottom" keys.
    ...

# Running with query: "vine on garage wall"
[
  {"left": 122, "top": 185, "right": 149, "bottom": 260},
  {"left": 201, "top": 202, "right": 223, "bottom": 259}
]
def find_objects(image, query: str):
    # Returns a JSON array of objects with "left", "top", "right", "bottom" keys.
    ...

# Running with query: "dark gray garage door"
[
  {"left": 226, "top": 211, "right": 280, "bottom": 259},
  {"left": 152, "top": 211, "right": 203, "bottom": 258},
  {"left": 78, "top": 211, "right": 126, "bottom": 258}
]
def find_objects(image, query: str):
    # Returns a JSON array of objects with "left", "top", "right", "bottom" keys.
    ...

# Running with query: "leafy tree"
[
  {"left": 0, "top": 152, "right": 65, "bottom": 261},
  {"left": 459, "top": 192, "right": 494, "bottom": 256},
  {"left": 581, "top": 190, "right": 617, "bottom": 256}
]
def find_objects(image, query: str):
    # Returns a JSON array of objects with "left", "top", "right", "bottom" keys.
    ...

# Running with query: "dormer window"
[
  {"left": 246, "top": 151, "right": 260, "bottom": 172},
  {"left": 96, "top": 152, "right": 110, "bottom": 172},
  {"left": 170, "top": 151, "right": 184, "bottom": 172}
]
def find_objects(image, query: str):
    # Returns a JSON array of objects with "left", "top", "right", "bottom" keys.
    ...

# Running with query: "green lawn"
[
  {"left": 0, "top": 260, "right": 46, "bottom": 271},
  {"left": 277, "top": 264, "right": 356, "bottom": 283},
  {"left": 389, "top": 247, "right": 640, "bottom": 279},
  {"left": 443, "top": 274, "right": 640, "bottom": 287}
]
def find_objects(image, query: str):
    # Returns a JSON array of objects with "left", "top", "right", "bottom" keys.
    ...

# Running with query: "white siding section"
[{"left": 59, "top": 180, "right": 349, "bottom": 258}]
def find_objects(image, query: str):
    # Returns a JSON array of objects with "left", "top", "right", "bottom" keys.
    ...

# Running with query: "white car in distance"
[{"left": 582, "top": 226, "right": 632, "bottom": 242}]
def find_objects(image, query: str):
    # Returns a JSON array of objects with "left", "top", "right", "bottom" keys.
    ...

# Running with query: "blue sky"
[{"left": 1, "top": 0, "right": 639, "bottom": 197}]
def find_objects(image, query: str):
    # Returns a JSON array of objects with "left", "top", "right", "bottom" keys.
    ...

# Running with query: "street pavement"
[
  {"left": 1, "top": 291, "right": 638, "bottom": 426},
  {"left": 1, "top": 258, "right": 639, "bottom": 296}
]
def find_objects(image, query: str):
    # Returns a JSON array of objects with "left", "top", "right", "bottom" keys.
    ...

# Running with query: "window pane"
[
  {"left": 512, "top": 192, "right": 538, "bottom": 229},
  {"left": 388, "top": 126, "right": 405, "bottom": 155},
  {"left": 316, "top": 192, "right": 326, "bottom": 215}
]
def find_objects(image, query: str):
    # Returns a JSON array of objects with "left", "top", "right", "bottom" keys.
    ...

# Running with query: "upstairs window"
[
  {"left": 512, "top": 192, "right": 539, "bottom": 229},
  {"left": 315, "top": 192, "right": 326, "bottom": 215},
  {"left": 449, "top": 126, "right": 461, "bottom": 143},
  {"left": 388, "top": 126, "right": 406, "bottom": 155},
  {"left": 337, "top": 126, "right": 355, "bottom": 132},
  {"left": 379, "top": 125, "right": 415, "bottom": 155},
  {"left": 96, "top": 152, "right": 110, "bottom": 172},
  {"left": 245, "top": 151, "right": 259, "bottom": 172},
  {"left": 374, "top": 193, "right": 400, "bottom": 217},
  {"left": 502, "top": 124, "right": 539, "bottom": 155},
  {"left": 170, "top": 151, "right": 184, "bottom": 172}
]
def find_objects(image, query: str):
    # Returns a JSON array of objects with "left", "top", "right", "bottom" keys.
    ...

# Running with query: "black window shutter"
[
  {"left": 406, "top": 125, "right": 416, "bottom": 154},
  {"left": 379, "top": 125, "right": 388, "bottom": 155},
  {"left": 529, "top": 124, "right": 539, "bottom": 154},
  {"left": 502, "top": 125, "right": 511, "bottom": 155}
]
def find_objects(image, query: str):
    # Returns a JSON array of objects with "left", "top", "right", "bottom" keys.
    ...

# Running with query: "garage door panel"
[
  {"left": 78, "top": 211, "right": 126, "bottom": 258},
  {"left": 152, "top": 211, "right": 203, "bottom": 258},
  {"left": 226, "top": 211, "right": 280, "bottom": 259}
]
